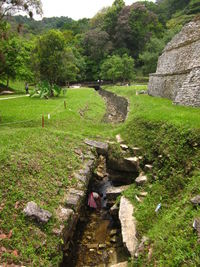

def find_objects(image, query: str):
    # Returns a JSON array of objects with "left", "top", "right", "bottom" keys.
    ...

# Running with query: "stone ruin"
[{"left": 148, "top": 17, "right": 200, "bottom": 107}]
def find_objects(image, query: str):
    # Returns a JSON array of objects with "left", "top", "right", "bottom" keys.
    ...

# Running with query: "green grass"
[
  {"left": 104, "top": 86, "right": 200, "bottom": 266},
  {"left": 1, "top": 82, "right": 200, "bottom": 266},
  {"left": 105, "top": 85, "right": 200, "bottom": 129},
  {"left": 0, "top": 87, "right": 117, "bottom": 266}
]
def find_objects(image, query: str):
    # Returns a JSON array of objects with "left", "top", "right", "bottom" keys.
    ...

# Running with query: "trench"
[
  {"left": 61, "top": 154, "right": 138, "bottom": 267},
  {"left": 61, "top": 89, "right": 132, "bottom": 266},
  {"left": 98, "top": 88, "right": 129, "bottom": 123}
]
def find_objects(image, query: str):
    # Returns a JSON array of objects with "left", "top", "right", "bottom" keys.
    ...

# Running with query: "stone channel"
[
  {"left": 58, "top": 90, "right": 150, "bottom": 266},
  {"left": 60, "top": 138, "right": 140, "bottom": 267}
]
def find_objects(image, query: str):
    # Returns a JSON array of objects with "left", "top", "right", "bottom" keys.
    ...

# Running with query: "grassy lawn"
[
  {"left": 1, "top": 82, "right": 200, "bottom": 266},
  {"left": 104, "top": 86, "right": 200, "bottom": 266},
  {"left": 105, "top": 85, "right": 200, "bottom": 129},
  {"left": 0, "top": 87, "right": 117, "bottom": 266}
]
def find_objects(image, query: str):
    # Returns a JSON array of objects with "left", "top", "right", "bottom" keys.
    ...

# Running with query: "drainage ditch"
[{"left": 61, "top": 152, "right": 138, "bottom": 267}]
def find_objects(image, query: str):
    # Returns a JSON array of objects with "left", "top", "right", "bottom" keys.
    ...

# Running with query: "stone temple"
[{"left": 148, "top": 17, "right": 200, "bottom": 107}]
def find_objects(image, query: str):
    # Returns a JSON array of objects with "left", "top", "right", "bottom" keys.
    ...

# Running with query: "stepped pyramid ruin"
[{"left": 148, "top": 17, "right": 200, "bottom": 107}]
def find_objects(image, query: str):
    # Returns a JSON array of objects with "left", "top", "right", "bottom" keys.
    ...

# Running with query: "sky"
[{"left": 41, "top": 0, "right": 155, "bottom": 20}]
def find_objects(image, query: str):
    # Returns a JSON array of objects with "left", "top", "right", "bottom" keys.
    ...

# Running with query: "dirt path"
[{"left": 0, "top": 95, "right": 29, "bottom": 101}]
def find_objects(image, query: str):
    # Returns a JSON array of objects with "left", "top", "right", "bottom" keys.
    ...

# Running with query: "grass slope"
[
  {"left": 0, "top": 87, "right": 116, "bottom": 266},
  {"left": 1, "top": 83, "right": 200, "bottom": 266},
  {"left": 105, "top": 85, "right": 200, "bottom": 266}
]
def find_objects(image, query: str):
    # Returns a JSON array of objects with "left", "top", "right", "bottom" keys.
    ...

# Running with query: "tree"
[
  {"left": 100, "top": 54, "right": 135, "bottom": 83},
  {"left": 33, "top": 30, "right": 79, "bottom": 93},
  {"left": 115, "top": 3, "right": 163, "bottom": 59},
  {"left": 0, "top": 36, "right": 21, "bottom": 87},
  {"left": 0, "top": 0, "right": 42, "bottom": 20},
  {"left": 103, "top": 0, "right": 125, "bottom": 36},
  {"left": 83, "top": 28, "right": 113, "bottom": 79}
]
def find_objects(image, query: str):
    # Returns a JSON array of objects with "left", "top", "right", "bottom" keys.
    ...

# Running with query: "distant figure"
[
  {"left": 25, "top": 83, "right": 29, "bottom": 94},
  {"left": 88, "top": 192, "right": 103, "bottom": 210}
]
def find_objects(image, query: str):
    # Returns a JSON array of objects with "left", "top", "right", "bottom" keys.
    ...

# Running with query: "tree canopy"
[{"left": 0, "top": 0, "right": 199, "bottom": 89}]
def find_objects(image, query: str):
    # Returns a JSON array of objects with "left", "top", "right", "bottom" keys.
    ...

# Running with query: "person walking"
[{"left": 25, "top": 83, "right": 29, "bottom": 94}]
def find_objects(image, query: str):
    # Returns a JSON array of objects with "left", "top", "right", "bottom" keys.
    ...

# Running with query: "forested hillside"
[{"left": 1, "top": 0, "right": 200, "bottom": 89}]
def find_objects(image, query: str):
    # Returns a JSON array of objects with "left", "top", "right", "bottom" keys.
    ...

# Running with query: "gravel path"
[{"left": 0, "top": 95, "right": 29, "bottom": 101}]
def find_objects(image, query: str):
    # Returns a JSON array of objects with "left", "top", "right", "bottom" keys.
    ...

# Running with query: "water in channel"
[{"left": 62, "top": 176, "right": 129, "bottom": 267}]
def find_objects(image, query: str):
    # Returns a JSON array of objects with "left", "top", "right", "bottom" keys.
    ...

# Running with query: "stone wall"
[
  {"left": 148, "top": 18, "right": 200, "bottom": 107},
  {"left": 98, "top": 88, "right": 128, "bottom": 123}
]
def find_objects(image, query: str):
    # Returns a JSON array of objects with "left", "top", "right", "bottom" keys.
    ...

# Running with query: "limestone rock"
[
  {"left": 135, "top": 236, "right": 149, "bottom": 258},
  {"left": 106, "top": 185, "right": 130, "bottom": 201},
  {"left": 23, "top": 201, "right": 52, "bottom": 223},
  {"left": 116, "top": 134, "right": 124, "bottom": 143},
  {"left": 110, "top": 203, "right": 119, "bottom": 218},
  {"left": 108, "top": 170, "right": 134, "bottom": 185},
  {"left": 110, "top": 229, "right": 118, "bottom": 236},
  {"left": 119, "top": 196, "right": 138, "bottom": 256},
  {"left": 148, "top": 18, "right": 200, "bottom": 107},
  {"left": 139, "top": 191, "right": 148, "bottom": 197},
  {"left": 108, "top": 156, "right": 139, "bottom": 173},
  {"left": 191, "top": 195, "right": 200, "bottom": 205},
  {"left": 110, "top": 262, "right": 128, "bottom": 267},
  {"left": 135, "top": 173, "right": 148, "bottom": 185},
  {"left": 56, "top": 206, "right": 74, "bottom": 222},
  {"left": 120, "top": 144, "right": 129, "bottom": 150},
  {"left": 84, "top": 139, "right": 108, "bottom": 155},
  {"left": 65, "top": 193, "right": 81, "bottom": 211},
  {"left": 132, "top": 147, "right": 141, "bottom": 155},
  {"left": 193, "top": 218, "right": 200, "bottom": 237},
  {"left": 145, "top": 164, "right": 153, "bottom": 171}
]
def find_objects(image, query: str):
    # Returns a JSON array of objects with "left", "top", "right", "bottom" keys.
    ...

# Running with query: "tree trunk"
[
  {"left": 6, "top": 77, "right": 9, "bottom": 89},
  {"left": 50, "top": 82, "right": 54, "bottom": 97}
]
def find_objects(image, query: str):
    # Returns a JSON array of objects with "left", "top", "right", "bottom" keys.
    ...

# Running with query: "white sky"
[{"left": 41, "top": 0, "right": 155, "bottom": 20}]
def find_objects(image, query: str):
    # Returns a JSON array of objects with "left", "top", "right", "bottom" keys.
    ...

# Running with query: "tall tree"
[
  {"left": 101, "top": 54, "right": 135, "bottom": 82},
  {"left": 33, "top": 30, "right": 79, "bottom": 91},
  {"left": 115, "top": 2, "right": 163, "bottom": 60},
  {"left": 0, "top": 0, "right": 42, "bottom": 20}
]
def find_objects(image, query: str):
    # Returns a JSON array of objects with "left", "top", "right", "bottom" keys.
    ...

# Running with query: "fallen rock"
[
  {"left": 193, "top": 218, "right": 200, "bottom": 238},
  {"left": 135, "top": 236, "right": 149, "bottom": 258},
  {"left": 116, "top": 134, "right": 124, "bottom": 143},
  {"left": 191, "top": 195, "right": 200, "bottom": 205},
  {"left": 23, "top": 201, "right": 52, "bottom": 223},
  {"left": 145, "top": 164, "right": 153, "bottom": 171},
  {"left": 108, "top": 170, "right": 134, "bottom": 185},
  {"left": 132, "top": 147, "right": 141, "bottom": 155},
  {"left": 110, "top": 229, "right": 118, "bottom": 236},
  {"left": 56, "top": 206, "right": 74, "bottom": 222},
  {"left": 65, "top": 193, "right": 82, "bottom": 211},
  {"left": 135, "top": 173, "right": 148, "bottom": 185},
  {"left": 99, "top": 243, "right": 106, "bottom": 249},
  {"left": 110, "top": 236, "right": 117, "bottom": 243},
  {"left": 108, "top": 157, "right": 139, "bottom": 173},
  {"left": 106, "top": 185, "right": 130, "bottom": 201},
  {"left": 110, "top": 203, "right": 119, "bottom": 218},
  {"left": 0, "top": 90, "right": 14, "bottom": 95},
  {"left": 87, "top": 243, "right": 98, "bottom": 249},
  {"left": 119, "top": 196, "right": 138, "bottom": 256},
  {"left": 68, "top": 188, "right": 85, "bottom": 197},
  {"left": 135, "top": 195, "right": 142, "bottom": 203},
  {"left": 120, "top": 144, "right": 129, "bottom": 150},
  {"left": 110, "top": 262, "right": 128, "bottom": 267},
  {"left": 125, "top": 157, "right": 139, "bottom": 164},
  {"left": 139, "top": 191, "right": 148, "bottom": 197},
  {"left": 84, "top": 139, "right": 108, "bottom": 156}
]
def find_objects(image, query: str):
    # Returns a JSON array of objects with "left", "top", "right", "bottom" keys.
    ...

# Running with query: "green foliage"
[
  {"left": 101, "top": 54, "right": 135, "bottom": 82},
  {"left": 105, "top": 85, "right": 200, "bottom": 266},
  {"left": 30, "top": 81, "right": 63, "bottom": 99},
  {"left": 32, "top": 30, "right": 80, "bottom": 87},
  {"left": 0, "top": 0, "right": 42, "bottom": 21}
]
